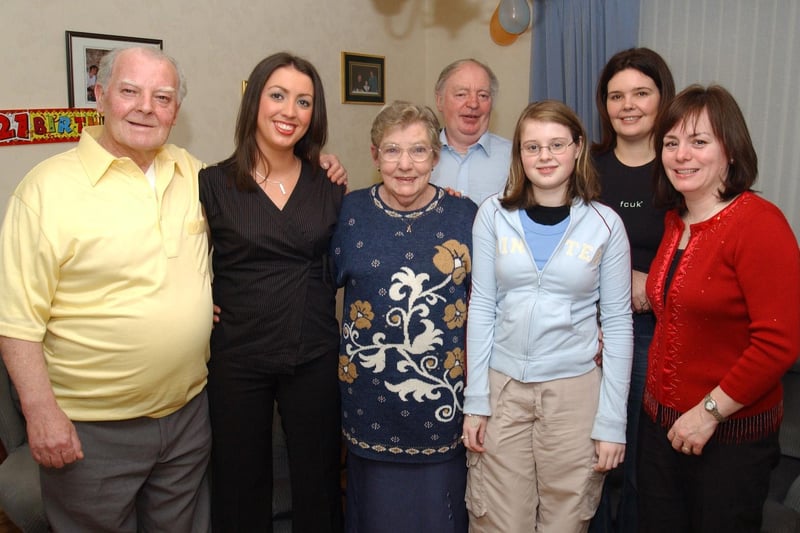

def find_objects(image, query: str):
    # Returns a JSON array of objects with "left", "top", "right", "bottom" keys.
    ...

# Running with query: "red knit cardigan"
[{"left": 644, "top": 192, "right": 800, "bottom": 443}]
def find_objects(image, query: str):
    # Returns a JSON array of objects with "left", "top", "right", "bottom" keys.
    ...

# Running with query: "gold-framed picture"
[{"left": 341, "top": 52, "right": 385, "bottom": 105}]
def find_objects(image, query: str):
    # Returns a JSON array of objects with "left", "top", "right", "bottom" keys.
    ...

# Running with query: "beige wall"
[
  {"left": 640, "top": 0, "right": 800, "bottom": 240},
  {"left": 0, "top": 0, "right": 531, "bottom": 209}
]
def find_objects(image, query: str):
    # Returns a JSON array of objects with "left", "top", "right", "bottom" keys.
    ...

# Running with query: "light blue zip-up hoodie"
[{"left": 464, "top": 196, "right": 633, "bottom": 443}]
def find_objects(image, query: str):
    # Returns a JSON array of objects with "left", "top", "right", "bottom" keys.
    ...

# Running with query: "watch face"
[{"left": 705, "top": 399, "right": 715, "bottom": 410}]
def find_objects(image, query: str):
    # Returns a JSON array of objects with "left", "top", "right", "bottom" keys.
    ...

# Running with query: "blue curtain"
[{"left": 530, "top": 0, "right": 640, "bottom": 142}]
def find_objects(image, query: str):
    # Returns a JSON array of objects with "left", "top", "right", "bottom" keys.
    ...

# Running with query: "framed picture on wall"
[
  {"left": 341, "top": 52, "right": 385, "bottom": 105},
  {"left": 66, "top": 31, "right": 163, "bottom": 108}
]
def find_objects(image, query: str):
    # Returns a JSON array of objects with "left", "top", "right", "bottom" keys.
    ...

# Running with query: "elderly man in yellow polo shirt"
[{"left": 0, "top": 47, "right": 213, "bottom": 531}]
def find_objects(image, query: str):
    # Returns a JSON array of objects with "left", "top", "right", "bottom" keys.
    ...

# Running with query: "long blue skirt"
[{"left": 344, "top": 449, "right": 468, "bottom": 533}]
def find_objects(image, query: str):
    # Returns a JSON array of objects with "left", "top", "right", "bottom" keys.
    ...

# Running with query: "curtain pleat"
[{"left": 530, "top": 0, "right": 640, "bottom": 142}]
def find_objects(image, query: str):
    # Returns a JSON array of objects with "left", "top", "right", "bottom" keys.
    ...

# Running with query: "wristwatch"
[{"left": 703, "top": 393, "right": 727, "bottom": 423}]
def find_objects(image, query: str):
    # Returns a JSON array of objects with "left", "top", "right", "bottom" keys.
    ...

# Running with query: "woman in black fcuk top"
[{"left": 590, "top": 47, "right": 675, "bottom": 533}]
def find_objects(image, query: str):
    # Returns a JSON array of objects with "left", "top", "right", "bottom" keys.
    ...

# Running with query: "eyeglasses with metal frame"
[
  {"left": 377, "top": 144, "right": 434, "bottom": 163},
  {"left": 520, "top": 139, "right": 575, "bottom": 157}
]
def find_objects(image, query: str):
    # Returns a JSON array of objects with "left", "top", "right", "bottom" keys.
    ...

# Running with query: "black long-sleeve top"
[{"left": 199, "top": 160, "right": 345, "bottom": 373}]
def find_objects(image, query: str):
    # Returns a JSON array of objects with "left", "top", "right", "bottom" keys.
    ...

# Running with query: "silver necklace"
[
  {"left": 254, "top": 170, "right": 286, "bottom": 195},
  {"left": 372, "top": 186, "right": 442, "bottom": 234},
  {"left": 254, "top": 158, "right": 300, "bottom": 196}
]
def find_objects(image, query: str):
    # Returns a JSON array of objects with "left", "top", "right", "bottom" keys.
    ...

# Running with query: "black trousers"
[
  {"left": 208, "top": 350, "right": 343, "bottom": 533},
  {"left": 637, "top": 410, "right": 780, "bottom": 533}
]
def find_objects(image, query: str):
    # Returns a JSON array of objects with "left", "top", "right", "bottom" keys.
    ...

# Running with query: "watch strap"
[{"left": 704, "top": 393, "right": 727, "bottom": 423}]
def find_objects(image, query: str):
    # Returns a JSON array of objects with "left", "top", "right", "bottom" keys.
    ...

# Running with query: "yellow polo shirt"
[{"left": 0, "top": 126, "right": 212, "bottom": 421}]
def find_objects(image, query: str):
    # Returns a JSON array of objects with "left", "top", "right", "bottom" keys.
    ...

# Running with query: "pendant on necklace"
[
  {"left": 254, "top": 170, "right": 287, "bottom": 195},
  {"left": 406, "top": 223, "right": 412, "bottom": 233}
]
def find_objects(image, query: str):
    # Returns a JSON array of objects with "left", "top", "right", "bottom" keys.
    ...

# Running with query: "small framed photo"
[
  {"left": 341, "top": 52, "right": 385, "bottom": 105},
  {"left": 66, "top": 31, "right": 163, "bottom": 108}
]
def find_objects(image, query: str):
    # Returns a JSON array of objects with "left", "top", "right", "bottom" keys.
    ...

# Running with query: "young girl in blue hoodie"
[{"left": 462, "top": 100, "right": 633, "bottom": 533}]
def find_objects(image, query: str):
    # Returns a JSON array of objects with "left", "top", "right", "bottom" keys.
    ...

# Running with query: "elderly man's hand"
[{"left": 26, "top": 403, "right": 84, "bottom": 468}]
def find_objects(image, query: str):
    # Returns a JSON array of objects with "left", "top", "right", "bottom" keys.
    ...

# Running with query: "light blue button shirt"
[{"left": 431, "top": 129, "right": 511, "bottom": 206}]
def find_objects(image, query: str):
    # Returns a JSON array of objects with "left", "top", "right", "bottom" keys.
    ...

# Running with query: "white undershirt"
[{"left": 144, "top": 163, "right": 157, "bottom": 191}]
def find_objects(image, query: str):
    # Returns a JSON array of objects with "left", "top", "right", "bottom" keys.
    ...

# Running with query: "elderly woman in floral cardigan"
[{"left": 331, "top": 100, "right": 478, "bottom": 533}]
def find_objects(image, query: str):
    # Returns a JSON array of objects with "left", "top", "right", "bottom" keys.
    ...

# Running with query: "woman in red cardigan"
[{"left": 638, "top": 84, "right": 800, "bottom": 533}]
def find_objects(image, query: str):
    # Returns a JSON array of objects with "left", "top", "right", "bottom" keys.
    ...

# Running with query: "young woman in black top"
[
  {"left": 590, "top": 47, "right": 675, "bottom": 533},
  {"left": 200, "top": 52, "right": 346, "bottom": 533}
]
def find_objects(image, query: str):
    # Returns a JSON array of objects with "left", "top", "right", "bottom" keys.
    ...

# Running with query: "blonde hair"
[{"left": 502, "top": 100, "right": 599, "bottom": 210}]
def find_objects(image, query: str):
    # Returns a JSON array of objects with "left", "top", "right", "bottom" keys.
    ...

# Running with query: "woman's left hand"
[
  {"left": 666, "top": 403, "right": 718, "bottom": 455},
  {"left": 593, "top": 441, "right": 625, "bottom": 472},
  {"left": 320, "top": 153, "right": 348, "bottom": 186},
  {"left": 667, "top": 387, "right": 741, "bottom": 456},
  {"left": 631, "top": 269, "right": 650, "bottom": 313}
]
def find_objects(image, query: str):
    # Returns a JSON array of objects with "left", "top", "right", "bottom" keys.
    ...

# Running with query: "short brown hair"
[
  {"left": 653, "top": 84, "right": 758, "bottom": 210},
  {"left": 370, "top": 101, "right": 441, "bottom": 155}
]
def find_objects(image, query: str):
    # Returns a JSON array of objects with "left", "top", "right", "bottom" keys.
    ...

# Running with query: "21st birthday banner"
[{"left": 0, "top": 109, "right": 101, "bottom": 146}]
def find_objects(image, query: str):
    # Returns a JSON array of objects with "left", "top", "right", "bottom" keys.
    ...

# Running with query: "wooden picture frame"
[
  {"left": 341, "top": 52, "right": 385, "bottom": 105},
  {"left": 66, "top": 31, "right": 163, "bottom": 108}
]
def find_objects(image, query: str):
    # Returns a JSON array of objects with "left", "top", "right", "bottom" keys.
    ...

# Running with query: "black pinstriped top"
[{"left": 199, "top": 160, "right": 345, "bottom": 373}]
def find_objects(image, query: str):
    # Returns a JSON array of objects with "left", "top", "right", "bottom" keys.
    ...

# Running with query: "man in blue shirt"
[{"left": 431, "top": 59, "right": 512, "bottom": 205}]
